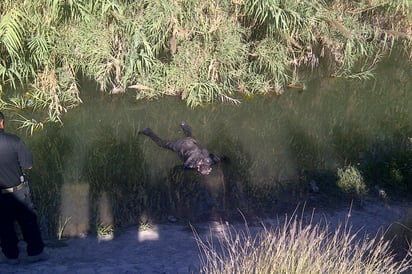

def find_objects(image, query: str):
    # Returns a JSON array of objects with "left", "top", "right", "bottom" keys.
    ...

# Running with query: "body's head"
[{"left": 195, "top": 149, "right": 214, "bottom": 175}]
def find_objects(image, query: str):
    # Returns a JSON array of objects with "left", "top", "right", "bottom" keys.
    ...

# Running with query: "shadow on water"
[
  {"left": 167, "top": 124, "right": 254, "bottom": 222},
  {"left": 14, "top": 52, "right": 412, "bottom": 240},
  {"left": 82, "top": 124, "right": 148, "bottom": 233}
]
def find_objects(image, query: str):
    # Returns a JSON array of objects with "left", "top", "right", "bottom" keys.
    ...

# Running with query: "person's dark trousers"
[{"left": 0, "top": 184, "right": 44, "bottom": 259}]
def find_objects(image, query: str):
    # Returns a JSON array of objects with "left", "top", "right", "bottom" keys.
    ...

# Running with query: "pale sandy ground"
[{"left": 1, "top": 200, "right": 410, "bottom": 274}]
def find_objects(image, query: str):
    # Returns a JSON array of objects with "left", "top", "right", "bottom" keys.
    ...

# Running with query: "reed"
[{"left": 0, "top": 0, "right": 410, "bottom": 128}]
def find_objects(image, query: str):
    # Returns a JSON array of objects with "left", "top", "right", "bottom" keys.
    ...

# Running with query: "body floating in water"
[{"left": 139, "top": 122, "right": 221, "bottom": 175}]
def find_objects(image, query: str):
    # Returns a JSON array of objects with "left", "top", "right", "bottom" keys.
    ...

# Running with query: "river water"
[
  {"left": 57, "top": 53, "right": 411, "bottom": 182},
  {"left": 18, "top": 51, "right": 412, "bottom": 235}
]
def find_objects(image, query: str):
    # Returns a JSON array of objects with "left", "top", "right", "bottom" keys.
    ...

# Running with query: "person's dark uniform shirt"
[{"left": 0, "top": 128, "right": 32, "bottom": 189}]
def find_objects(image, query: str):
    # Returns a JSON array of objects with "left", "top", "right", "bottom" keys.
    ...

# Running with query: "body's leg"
[
  {"left": 0, "top": 195, "right": 20, "bottom": 259},
  {"left": 13, "top": 186, "right": 44, "bottom": 256},
  {"left": 179, "top": 122, "right": 192, "bottom": 137}
]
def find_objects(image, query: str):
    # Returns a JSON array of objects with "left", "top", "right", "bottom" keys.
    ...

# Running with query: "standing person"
[{"left": 0, "top": 111, "right": 46, "bottom": 264}]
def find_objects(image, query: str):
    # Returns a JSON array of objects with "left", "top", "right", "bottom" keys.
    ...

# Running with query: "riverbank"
[{"left": 1, "top": 198, "right": 410, "bottom": 274}]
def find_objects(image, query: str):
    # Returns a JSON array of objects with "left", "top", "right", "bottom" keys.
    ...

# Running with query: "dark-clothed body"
[
  {"left": 139, "top": 122, "right": 221, "bottom": 176},
  {"left": 0, "top": 128, "right": 44, "bottom": 260}
]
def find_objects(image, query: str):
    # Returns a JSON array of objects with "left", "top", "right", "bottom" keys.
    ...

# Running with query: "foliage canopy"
[{"left": 0, "top": 0, "right": 411, "bottom": 131}]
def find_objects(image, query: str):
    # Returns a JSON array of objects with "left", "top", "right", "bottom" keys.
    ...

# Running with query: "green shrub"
[{"left": 337, "top": 165, "right": 367, "bottom": 199}]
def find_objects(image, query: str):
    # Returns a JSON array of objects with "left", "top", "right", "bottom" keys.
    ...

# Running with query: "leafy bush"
[
  {"left": 1, "top": 0, "right": 411, "bottom": 129},
  {"left": 337, "top": 165, "right": 367, "bottom": 199},
  {"left": 360, "top": 138, "right": 412, "bottom": 196}
]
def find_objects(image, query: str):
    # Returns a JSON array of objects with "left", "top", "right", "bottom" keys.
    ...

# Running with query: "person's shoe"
[{"left": 27, "top": 251, "right": 48, "bottom": 263}]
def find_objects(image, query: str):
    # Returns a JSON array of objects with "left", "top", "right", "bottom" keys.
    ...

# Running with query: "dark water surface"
[
  {"left": 16, "top": 53, "right": 412, "bottom": 234},
  {"left": 53, "top": 54, "right": 412, "bottom": 184}
]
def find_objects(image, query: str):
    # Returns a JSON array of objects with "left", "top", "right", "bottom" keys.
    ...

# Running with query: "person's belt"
[{"left": 0, "top": 182, "right": 25, "bottom": 194}]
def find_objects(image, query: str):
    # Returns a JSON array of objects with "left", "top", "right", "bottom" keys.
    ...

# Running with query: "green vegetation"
[
  {"left": 337, "top": 165, "right": 367, "bottom": 200},
  {"left": 1, "top": 0, "right": 411, "bottom": 131},
  {"left": 1, "top": 0, "right": 412, "bottom": 264}
]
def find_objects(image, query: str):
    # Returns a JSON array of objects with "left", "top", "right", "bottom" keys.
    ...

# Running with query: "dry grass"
[
  {"left": 194, "top": 213, "right": 412, "bottom": 273},
  {"left": 386, "top": 208, "right": 412, "bottom": 260}
]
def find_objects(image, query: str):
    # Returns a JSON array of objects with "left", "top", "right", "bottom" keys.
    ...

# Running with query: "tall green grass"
[{"left": 0, "top": 0, "right": 411, "bottom": 130}]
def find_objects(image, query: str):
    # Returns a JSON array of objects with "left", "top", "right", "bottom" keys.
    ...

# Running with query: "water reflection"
[
  {"left": 24, "top": 54, "right": 412, "bottom": 235},
  {"left": 60, "top": 183, "right": 90, "bottom": 237}
]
